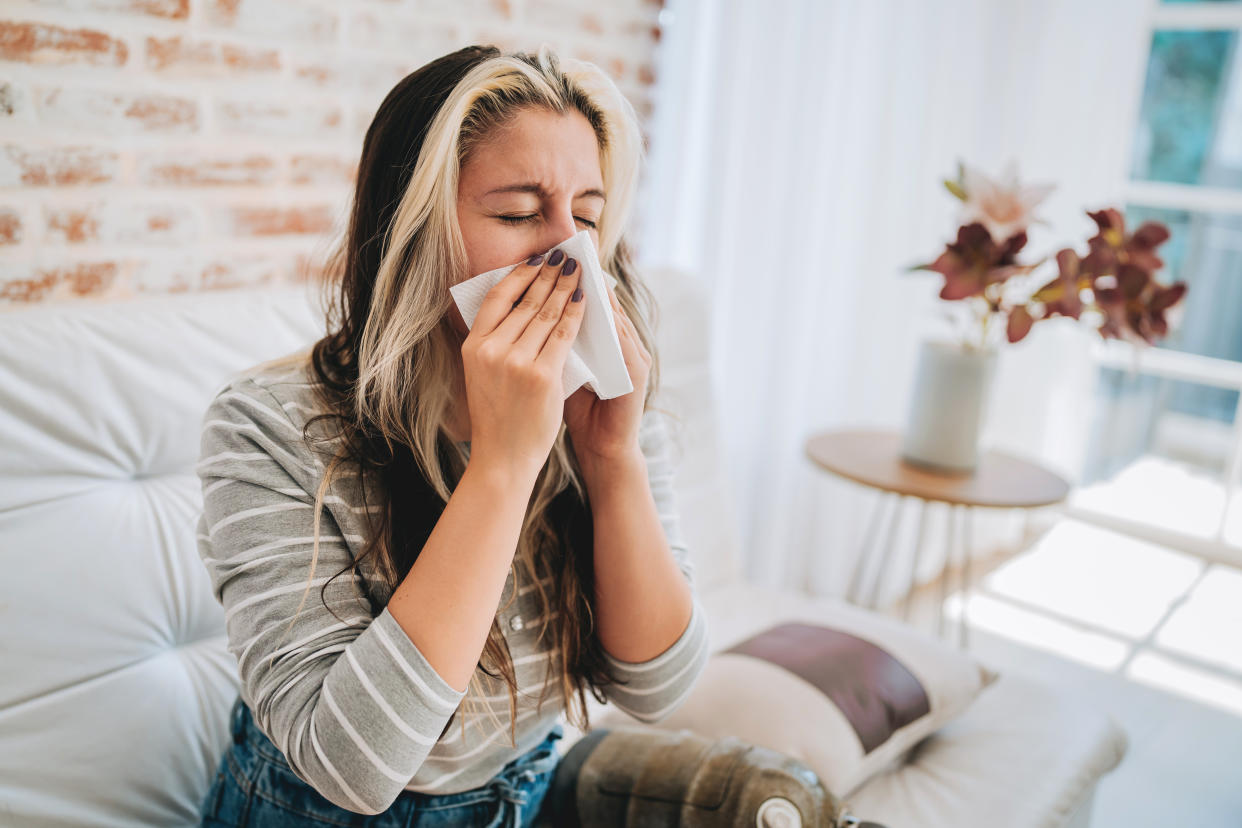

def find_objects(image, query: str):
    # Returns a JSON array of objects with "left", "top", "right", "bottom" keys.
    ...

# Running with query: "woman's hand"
[
  {"left": 563, "top": 280, "right": 651, "bottom": 465},
  {"left": 460, "top": 250, "right": 585, "bottom": 483}
]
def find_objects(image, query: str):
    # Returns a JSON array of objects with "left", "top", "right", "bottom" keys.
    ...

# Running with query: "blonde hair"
[{"left": 268, "top": 44, "right": 669, "bottom": 749}]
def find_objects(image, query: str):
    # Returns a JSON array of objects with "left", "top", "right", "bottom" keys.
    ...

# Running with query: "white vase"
[{"left": 901, "top": 339, "right": 998, "bottom": 474}]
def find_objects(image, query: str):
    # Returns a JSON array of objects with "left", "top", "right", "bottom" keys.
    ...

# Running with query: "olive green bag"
[{"left": 539, "top": 727, "right": 888, "bottom": 828}]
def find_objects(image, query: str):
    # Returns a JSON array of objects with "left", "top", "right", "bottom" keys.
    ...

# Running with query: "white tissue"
[{"left": 448, "top": 229, "right": 634, "bottom": 400}]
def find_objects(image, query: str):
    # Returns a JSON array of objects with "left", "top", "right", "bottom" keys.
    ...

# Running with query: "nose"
[{"left": 538, "top": 205, "right": 578, "bottom": 253}]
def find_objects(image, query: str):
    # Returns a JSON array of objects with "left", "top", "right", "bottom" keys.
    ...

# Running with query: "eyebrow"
[{"left": 483, "top": 183, "right": 607, "bottom": 202}]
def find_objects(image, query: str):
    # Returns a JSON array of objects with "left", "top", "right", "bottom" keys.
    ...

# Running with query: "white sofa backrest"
[
  {"left": 0, "top": 287, "right": 324, "bottom": 827},
  {"left": 0, "top": 265, "right": 743, "bottom": 826},
  {"left": 643, "top": 265, "right": 745, "bottom": 592}
]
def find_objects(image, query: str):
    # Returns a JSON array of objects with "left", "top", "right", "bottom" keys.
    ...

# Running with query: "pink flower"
[{"left": 958, "top": 160, "right": 1055, "bottom": 244}]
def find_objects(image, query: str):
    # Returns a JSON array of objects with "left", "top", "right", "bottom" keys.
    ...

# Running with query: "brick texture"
[{"left": 1, "top": 0, "right": 662, "bottom": 306}]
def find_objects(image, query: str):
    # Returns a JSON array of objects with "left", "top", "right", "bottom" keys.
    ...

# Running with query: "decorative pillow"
[{"left": 633, "top": 618, "right": 1000, "bottom": 797}]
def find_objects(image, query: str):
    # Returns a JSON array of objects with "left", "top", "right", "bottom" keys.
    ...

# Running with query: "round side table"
[{"left": 804, "top": 428, "right": 1070, "bottom": 648}]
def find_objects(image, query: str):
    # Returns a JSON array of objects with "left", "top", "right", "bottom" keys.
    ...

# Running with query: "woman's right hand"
[{"left": 460, "top": 248, "right": 585, "bottom": 483}]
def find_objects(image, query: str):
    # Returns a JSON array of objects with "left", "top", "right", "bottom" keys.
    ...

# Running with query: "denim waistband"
[
  {"left": 477, "top": 723, "right": 564, "bottom": 826},
  {"left": 230, "top": 695, "right": 281, "bottom": 764},
  {"left": 226, "top": 694, "right": 564, "bottom": 808}
]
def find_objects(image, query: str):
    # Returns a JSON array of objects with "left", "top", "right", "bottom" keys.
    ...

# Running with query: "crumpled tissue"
[{"left": 448, "top": 229, "right": 633, "bottom": 400}]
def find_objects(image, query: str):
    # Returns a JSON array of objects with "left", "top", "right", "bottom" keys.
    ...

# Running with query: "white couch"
[{"left": 0, "top": 266, "right": 1127, "bottom": 827}]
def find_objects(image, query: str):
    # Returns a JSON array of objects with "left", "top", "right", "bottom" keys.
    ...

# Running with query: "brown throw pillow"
[{"left": 620, "top": 616, "right": 999, "bottom": 797}]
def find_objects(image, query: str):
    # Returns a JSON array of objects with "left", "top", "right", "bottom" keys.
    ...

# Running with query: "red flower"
[
  {"left": 920, "top": 222, "right": 1033, "bottom": 301},
  {"left": 1081, "top": 208, "right": 1171, "bottom": 277},
  {"left": 1094, "top": 263, "right": 1188, "bottom": 345},
  {"left": 908, "top": 167, "right": 1190, "bottom": 348}
]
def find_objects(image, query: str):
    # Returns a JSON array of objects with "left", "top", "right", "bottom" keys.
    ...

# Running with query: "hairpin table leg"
[
  {"left": 902, "top": 498, "right": 929, "bottom": 624},
  {"left": 960, "top": 505, "right": 974, "bottom": 650},
  {"left": 865, "top": 494, "right": 906, "bottom": 610},
  {"left": 939, "top": 504, "right": 957, "bottom": 639},
  {"left": 847, "top": 491, "right": 890, "bottom": 605}
]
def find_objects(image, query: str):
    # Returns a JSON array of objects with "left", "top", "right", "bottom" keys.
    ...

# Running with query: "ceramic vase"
[{"left": 900, "top": 339, "right": 998, "bottom": 474}]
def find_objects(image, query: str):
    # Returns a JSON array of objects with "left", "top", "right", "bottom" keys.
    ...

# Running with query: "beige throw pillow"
[{"left": 632, "top": 618, "right": 1000, "bottom": 797}]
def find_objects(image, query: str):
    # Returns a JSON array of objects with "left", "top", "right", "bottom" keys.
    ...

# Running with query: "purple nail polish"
[
  {"left": 548, "top": 249, "right": 565, "bottom": 266},
  {"left": 571, "top": 287, "right": 583, "bottom": 302},
  {"left": 563, "top": 257, "right": 577, "bottom": 275},
  {"left": 526, "top": 253, "right": 543, "bottom": 266}
]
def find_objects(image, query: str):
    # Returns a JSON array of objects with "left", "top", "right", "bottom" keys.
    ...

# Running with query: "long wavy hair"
[{"left": 262, "top": 43, "right": 667, "bottom": 748}]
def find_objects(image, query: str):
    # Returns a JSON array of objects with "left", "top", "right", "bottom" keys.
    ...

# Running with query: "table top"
[{"left": 804, "top": 428, "right": 1070, "bottom": 508}]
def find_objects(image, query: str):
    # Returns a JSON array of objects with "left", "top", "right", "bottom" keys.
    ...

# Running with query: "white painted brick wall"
[{"left": 0, "top": 0, "right": 663, "bottom": 305}]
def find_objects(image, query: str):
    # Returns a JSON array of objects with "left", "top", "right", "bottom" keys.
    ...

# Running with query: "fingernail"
[
  {"left": 571, "top": 287, "right": 583, "bottom": 302},
  {"left": 563, "top": 257, "right": 577, "bottom": 275},
  {"left": 548, "top": 249, "right": 565, "bottom": 266},
  {"left": 526, "top": 253, "right": 543, "bottom": 266}
]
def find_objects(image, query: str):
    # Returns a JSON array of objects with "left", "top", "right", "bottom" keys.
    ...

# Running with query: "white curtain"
[{"left": 633, "top": 0, "right": 1154, "bottom": 603}]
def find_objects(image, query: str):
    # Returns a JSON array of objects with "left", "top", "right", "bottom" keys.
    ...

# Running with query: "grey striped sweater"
[{"left": 194, "top": 357, "right": 710, "bottom": 814}]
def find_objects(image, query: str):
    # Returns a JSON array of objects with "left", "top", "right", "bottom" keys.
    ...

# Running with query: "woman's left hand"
[{"left": 563, "top": 281, "right": 651, "bottom": 464}]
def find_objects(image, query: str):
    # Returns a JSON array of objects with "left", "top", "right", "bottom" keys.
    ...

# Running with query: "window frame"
[{"left": 1081, "top": 0, "right": 1242, "bottom": 563}]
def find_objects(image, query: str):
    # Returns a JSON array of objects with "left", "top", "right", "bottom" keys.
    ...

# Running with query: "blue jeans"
[{"left": 200, "top": 695, "right": 564, "bottom": 827}]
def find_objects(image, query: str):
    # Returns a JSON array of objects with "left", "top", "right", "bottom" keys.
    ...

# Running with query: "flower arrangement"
[{"left": 908, "top": 160, "right": 1189, "bottom": 350}]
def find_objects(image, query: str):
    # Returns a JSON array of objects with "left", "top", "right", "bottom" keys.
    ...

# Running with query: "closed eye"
[{"left": 498, "top": 214, "right": 598, "bottom": 229}]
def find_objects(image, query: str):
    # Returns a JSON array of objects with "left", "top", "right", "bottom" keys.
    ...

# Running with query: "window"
[{"left": 1075, "top": 1, "right": 1242, "bottom": 565}]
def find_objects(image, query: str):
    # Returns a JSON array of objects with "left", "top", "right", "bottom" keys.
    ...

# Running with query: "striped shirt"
[{"left": 194, "top": 356, "right": 710, "bottom": 814}]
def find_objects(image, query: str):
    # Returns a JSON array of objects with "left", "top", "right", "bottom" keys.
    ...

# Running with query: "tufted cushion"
[{"left": 0, "top": 287, "right": 325, "bottom": 826}]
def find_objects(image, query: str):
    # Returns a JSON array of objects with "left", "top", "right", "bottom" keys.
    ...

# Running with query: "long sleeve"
[
  {"left": 597, "top": 409, "right": 711, "bottom": 723},
  {"left": 195, "top": 377, "right": 467, "bottom": 815}
]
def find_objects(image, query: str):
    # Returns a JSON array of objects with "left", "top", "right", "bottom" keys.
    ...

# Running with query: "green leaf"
[{"left": 943, "top": 179, "right": 968, "bottom": 201}]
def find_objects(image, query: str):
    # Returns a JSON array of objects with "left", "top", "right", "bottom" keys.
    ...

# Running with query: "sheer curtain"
[{"left": 634, "top": 0, "right": 1154, "bottom": 602}]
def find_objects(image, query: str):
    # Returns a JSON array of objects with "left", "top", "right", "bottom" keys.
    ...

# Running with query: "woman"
[{"left": 195, "top": 43, "right": 710, "bottom": 827}]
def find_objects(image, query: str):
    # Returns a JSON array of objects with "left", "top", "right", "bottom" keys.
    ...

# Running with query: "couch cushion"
[
  {"left": 644, "top": 265, "right": 745, "bottom": 591},
  {"left": 0, "top": 287, "right": 324, "bottom": 826},
  {"left": 578, "top": 583, "right": 1128, "bottom": 828},
  {"left": 848, "top": 670, "right": 1128, "bottom": 828}
]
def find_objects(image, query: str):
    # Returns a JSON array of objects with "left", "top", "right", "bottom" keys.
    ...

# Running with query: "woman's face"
[{"left": 451, "top": 106, "right": 605, "bottom": 337}]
